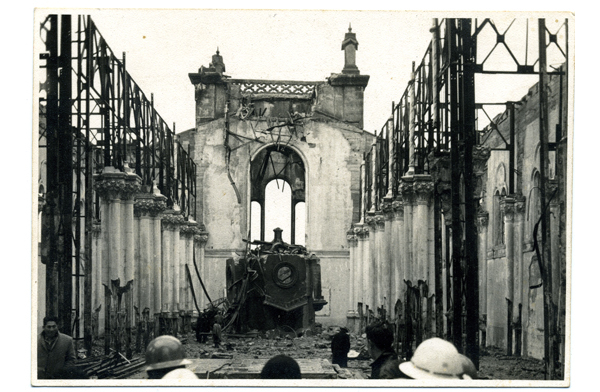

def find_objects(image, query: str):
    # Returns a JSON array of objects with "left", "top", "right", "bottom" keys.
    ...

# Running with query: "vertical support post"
[
  {"left": 448, "top": 18, "right": 462, "bottom": 352},
  {"left": 58, "top": 14, "right": 74, "bottom": 334},
  {"left": 460, "top": 18, "right": 480, "bottom": 368},
  {"left": 538, "top": 18, "right": 557, "bottom": 380},
  {"left": 408, "top": 62, "right": 416, "bottom": 175},
  {"left": 434, "top": 186, "right": 444, "bottom": 337},
  {"left": 42, "top": 14, "right": 59, "bottom": 321}
]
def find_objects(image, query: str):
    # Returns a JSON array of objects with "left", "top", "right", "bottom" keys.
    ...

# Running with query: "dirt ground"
[{"left": 166, "top": 326, "right": 549, "bottom": 380}]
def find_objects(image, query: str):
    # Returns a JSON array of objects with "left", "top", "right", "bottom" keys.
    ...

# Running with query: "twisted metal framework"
[
  {"left": 38, "top": 15, "right": 197, "bottom": 352},
  {"left": 362, "top": 18, "right": 568, "bottom": 376}
]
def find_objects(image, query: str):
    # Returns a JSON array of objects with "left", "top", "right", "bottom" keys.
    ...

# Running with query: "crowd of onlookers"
[{"left": 37, "top": 314, "right": 476, "bottom": 380}]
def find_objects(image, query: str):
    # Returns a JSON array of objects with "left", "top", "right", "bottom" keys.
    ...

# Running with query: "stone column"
[
  {"left": 92, "top": 222, "right": 103, "bottom": 337},
  {"left": 355, "top": 225, "right": 369, "bottom": 308},
  {"left": 382, "top": 202, "right": 394, "bottom": 319},
  {"left": 134, "top": 193, "right": 155, "bottom": 317},
  {"left": 413, "top": 176, "right": 434, "bottom": 282},
  {"left": 514, "top": 196, "right": 525, "bottom": 355},
  {"left": 151, "top": 192, "right": 167, "bottom": 321},
  {"left": 93, "top": 166, "right": 141, "bottom": 352},
  {"left": 370, "top": 142, "right": 377, "bottom": 214},
  {"left": 399, "top": 180, "right": 414, "bottom": 284},
  {"left": 392, "top": 199, "right": 404, "bottom": 308},
  {"left": 346, "top": 227, "right": 359, "bottom": 329},
  {"left": 364, "top": 216, "right": 376, "bottom": 309},
  {"left": 501, "top": 196, "right": 516, "bottom": 353},
  {"left": 375, "top": 213, "right": 385, "bottom": 314},
  {"left": 161, "top": 212, "right": 183, "bottom": 317},
  {"left": 477, "top": 209, "right": 489, "bottom": 346}
]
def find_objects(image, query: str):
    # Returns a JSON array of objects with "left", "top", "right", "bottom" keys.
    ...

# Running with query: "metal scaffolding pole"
[
  {"left": 460, "top": 18, "right": 480, "bottom": 368},
  {"left": 538, "top": 18, "right": 557, "bottom": 380}
]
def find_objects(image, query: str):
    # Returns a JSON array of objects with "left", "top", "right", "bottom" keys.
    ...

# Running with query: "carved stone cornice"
[
  {"left": 354, "top": 224, "right": 369, "bottom": 240},
  {"left": 94, "top": 167, "right": 142, "bottom": 202},
  {"left": 392, "top": 199, "right": 404, "bottom": 220},
  {"left": 346, "top": 228, "right": 358, "bottom": 247},
  {"left": 381, "top": 200, "right": 394, "bottom": 221},
  {"left": 161, "top": 212, "right": 185, "bottom": 231}
]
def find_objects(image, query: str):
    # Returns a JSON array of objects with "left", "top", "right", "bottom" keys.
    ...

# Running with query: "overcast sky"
[
  {"left": 33, "top": 8, "right": 570, "bottom": 135},
  {"left": 10, "top": 3, "right": 597, "bottom": 390}
]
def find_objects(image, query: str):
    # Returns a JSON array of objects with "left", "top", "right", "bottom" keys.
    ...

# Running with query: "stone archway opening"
[{"left": 250, "top": 145, "right": 306, "bottom": 245}]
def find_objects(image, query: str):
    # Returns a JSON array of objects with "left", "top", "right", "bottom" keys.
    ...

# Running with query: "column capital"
[
  {"left": 161, "top": 211, "right": 185, "bottom": 231},
  {"left": 515, "top": 194, "right": 526, "bottom": 215},
  {"left": 346, "top": 228, "right": 358, "bottom": 247},
  {"left": 500, "top": 196, "right": 516, "bottom": 221},
  {"left": 365, "top": 214, "right": 377, "bottom": 230},
  {"left": 180, "top": 220, "right": 199, "bottom": 237},
  {"left": 477, "top": 209, "right": 489, "bottom": 233},
  {"left": 353, "top": 224, "right": 370, "bottom": 240},
  {"left": 94, "top": 166, "right": 142, "bottom": 201},
  {"left": 398, "top": 180, "right": 415, "bottom": 205},
  {"left": 428, "top": 151, "right": 451, "bottom": 185},
  {"left": 413, "top": 180, "right": 434, "bottom": 205},
  {"left": 92, "top": 220, "right": 102, "bottom": 238},
  {"left": 472, "top": 145, "right": 491, "bottom": 177},
  {"left": 193, "top": 223, "right": 209, "bottom": 246},
  {"left": 381, "top": 200, "right": 394, "bottom": 221},
  {"left": 374, "top": 212, "right": 385, "bottom": 231},
  {"left": 134, "top": 193, "right": 156, "bottom": 218},
  {"left": 392, "top": 199, "right": 404, "bottom": 220}
]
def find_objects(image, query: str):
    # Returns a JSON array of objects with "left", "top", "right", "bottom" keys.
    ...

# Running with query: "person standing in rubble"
[
  {"left": 365, "top": 321, "right": 404, "bottom": 379},
  {"left": 331, "top": 327, "right": 351, "bottom": 368},
  {"left": 212, "top": 312, "right": 223, "bottom": 348},
  {"left": 37, "top": 315, "right": 79, "bottom": 379}
]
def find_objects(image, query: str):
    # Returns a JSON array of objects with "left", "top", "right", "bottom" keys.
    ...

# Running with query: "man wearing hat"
[
  {"left": 331, "top": 327, "right": 351, "bottom": 368},
  {"left": 398, "top": 337, "right": 477, "bottom": 380},
  {"left": 145, "top": 335, "right": 198, "bottom": 379}
]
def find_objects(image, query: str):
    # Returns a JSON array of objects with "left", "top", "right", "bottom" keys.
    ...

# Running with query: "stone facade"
[{"left": 178, "top": 28, "right": 373, "bottom": 326}]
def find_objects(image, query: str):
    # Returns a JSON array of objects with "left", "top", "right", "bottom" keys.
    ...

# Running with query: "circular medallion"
[{"left": 273, "top": 262, "right": 297, "bottom": 288}]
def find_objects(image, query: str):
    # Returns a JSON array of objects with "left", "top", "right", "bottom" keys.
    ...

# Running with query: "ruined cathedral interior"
[{"left": 35, "top": 14, "right": 569, "bottom": 381}]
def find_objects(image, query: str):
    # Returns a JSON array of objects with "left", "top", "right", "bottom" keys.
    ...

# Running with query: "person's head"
[
  {"left": 145, "top": 335, "right": 192, "bottom": 379},
  {"left": 42, "top": 315, "right": 59, "bottom": 338},
  {"left": 398, "top": 337, "right": 477, "bottom": 380},
  {"left": 339, "top": 327, "right": 349, "bottom": 334},
  {"left": 365, "top": 322, "right": 394, "bottom": 359},
  {"left": 260, "top": 355, "right": 301, "bottom": 379}
]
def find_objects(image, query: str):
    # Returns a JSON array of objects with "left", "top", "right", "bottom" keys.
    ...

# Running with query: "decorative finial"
[
  {"left": 216, "top": 47, "right": 220, "bottom": 55},
  {"left": 349, "top": 23, "right": 352, "bottom": 32}
]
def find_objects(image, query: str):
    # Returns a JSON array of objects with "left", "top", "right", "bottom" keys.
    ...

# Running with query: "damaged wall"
[{"left": 180, "top": 29, "right": 373, "bottom": 327}]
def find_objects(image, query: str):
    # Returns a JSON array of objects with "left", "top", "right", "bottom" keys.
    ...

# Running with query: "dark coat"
[
  {"left": 370, "top": 349, "right": 403, "bottom": 379},
  {"left": 38, "top": 332, "right": 76, "bottom": 379},
  {"left": 331, "top": 330, "right": 351, "bottom": 367}
]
